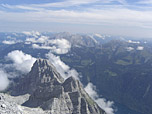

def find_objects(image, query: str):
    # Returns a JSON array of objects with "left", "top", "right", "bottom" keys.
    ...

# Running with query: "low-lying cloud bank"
[
  {"left": 2, "top": 40, "right": 22, "bottom": 45},
  {"left": 6, "top": 50, "right": 36, "bottom": 73},
  {"left": 85, "top": 83, "right": 115, "bottom": 114},
  {"left": 0, "top": 50, "right": 36, "bottom": 91},
  {"left": 2, "top": 40, "right": 16, "bottom": 45},
  {"left": 49, "top": 39, "right": 71, "bottom": 54},
  {"left": 24, "top": 31, "right": 71, "bottom": 54},
  {"left": 32, "top": 39, "right": 71, "bottom": 54}
]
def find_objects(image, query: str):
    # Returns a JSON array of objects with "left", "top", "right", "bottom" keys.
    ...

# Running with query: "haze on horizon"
[{"left": 0, "top": 0, "right": 152, "bottom": 38}]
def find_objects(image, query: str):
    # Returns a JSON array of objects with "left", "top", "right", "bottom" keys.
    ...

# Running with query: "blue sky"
[{"left": 0, "top": 0, "right": 152, "bottom": 38}]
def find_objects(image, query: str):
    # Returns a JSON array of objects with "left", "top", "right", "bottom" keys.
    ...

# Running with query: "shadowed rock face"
[
  {"left": 12, "top": 59, "right": 106, "bottom": 114},
  {"left": 11, "top": 59, "right": 64, "bottom": 95}
]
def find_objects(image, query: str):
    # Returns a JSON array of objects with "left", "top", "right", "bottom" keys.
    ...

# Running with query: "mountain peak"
[
  {"left": 31, "top": 58, "right": 64, "bottom": 83},
  {"left": 10, "top": 59, "right": 105, "bottom": 114},
  {"left": 33, "top": 59, "right": 55, "bottom": 70},
  {"left": 11, "top": 58, "right": 64, "bottom": 95}
]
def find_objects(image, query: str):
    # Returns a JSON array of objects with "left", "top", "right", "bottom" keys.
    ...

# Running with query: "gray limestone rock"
[{"left": 10, "top": 59, "right": 106, "bottom": 114}]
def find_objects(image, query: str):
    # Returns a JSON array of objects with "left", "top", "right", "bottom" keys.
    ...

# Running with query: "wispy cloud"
[
  {"left": 0, "top": 69, "right": 9, "bottom": 91},
  {"left": 1, "top": 7, "right": 152, "bottom": 26},
  {"left": 85, "top": 83, "right": 115, "bottom": 114},
  {"left": 25, "top": 31, "right": 71, "bottom": 54},
  {"left": 30, "top": 0, "right": 99, "bottom": 8},
  {"left": 46, "top": 52, "right": 80, "bottom": 80},
  {"left": 137, "top": 0, "right": 152, "bottom": 4},
  {"left": 0, "top": 0, "right": 152, "bottom": 37},
  {"left": 1, "top": 0, "right": 127, "bottom": 9}
]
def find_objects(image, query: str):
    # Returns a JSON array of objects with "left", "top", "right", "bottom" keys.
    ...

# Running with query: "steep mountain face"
[
  {"left": 11, "top": 59, "right": 105, "bottom": 114},
  {"left": 11, "top": 59, "right": 64, "bottom": 95}
]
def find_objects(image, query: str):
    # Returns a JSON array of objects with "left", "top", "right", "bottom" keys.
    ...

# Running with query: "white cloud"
[
  {"left": 22, "top": 31, "right": 40, "bottom": 36},
  {"left": 22, "top": 31, "right": 33, "bottom": 36},
  {"left": 85, "top": 83, "right": 115, "bottom": 114},
  {"left": 2, "top": 0, "right": 100, "bottom": 9},
  {"left": 32, "top": 39, "right": 71, "bottom": 54},
  {"left": 26, "top": 38, "right": 37, "bottom": 43},
  {"left": 0, "top": 69, "right": 9, "bottom": 91},
  {"left": 26, "top": 36, "right": 48, "bottom": 44},
  {"left": 137, "top": 46, "right": 144, "bottom": 50},
  {"left": 32, "top": 44, "right": 55, "bottom": 50},
  {"left": 126, "top": 47, "right": 134, "bottom": 51},
  {"left": 46, "top": 52, "right": 79, "bottom": 80},
  {"left": 2, "top": 0, "right": 127, "bottom": 9},
  {"left": 37, "top": 36, "right": 48, "bottom": 43},
  {"left": 6, "top": 50, "right": 36, "bottom": 73},
  {"left": 94, "top": 33, "right": 104, "bottom": 38},
  {"left": 2, "top": 40, "right": 16, "bottom": 45},
  {"left": 138, "top": 0, "right": 152, "bottom": 4},
  {"left": 2, "top": 40, "right": 22, "bottom": 45},
  {"left": 127, "top": 40, "right": 140, "bottom": 44},
  {"left": 48, "top": 39, "right": 71, "bottom": 54},
  {"left": 0, "top": 50, "right": 36, "bottom": 91},
  {"left": 1, "top": 6, "right": 152, "bottom": 29},
  {"left": 1, "top": 0, "right": 152, "bottom": 37}
]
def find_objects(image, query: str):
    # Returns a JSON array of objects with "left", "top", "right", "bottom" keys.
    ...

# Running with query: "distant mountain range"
[{"left": 0, "top": 32, "right": 152, "bottom": 114}]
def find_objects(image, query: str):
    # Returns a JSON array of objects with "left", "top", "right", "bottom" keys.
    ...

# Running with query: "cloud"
[
  {"left": 0, "top": 50, "right": 36, "bottom": 91},
  {"left": 0, "top": 69, "right": 9, "bottom": 91},
  {"left": 26, "top": 38, "right": 37, "bottom": 43},
  {"left": 6, "top": 50, "right": 36, "bottom": 73},
  {"left": 23, "top": 31, "right": 40, "bottom": 38},
  {"left": 26, "top": 36, "right": 48, "bottom": 44},
  {"left": 46, "top": 52, "right": 79, "bottom": 80},
  {"left": 34, "top": 0, "right": 100, "bottom": 7},
  {"left": 2, "top": 40, "right": 22, "bottom": 45},
  {"left": 32, "top": 44, "right": 55, "bottom": 50},
  {"left": 1, "top": 5, "right": 152, "bottom": 28},
  {"left": 85, "top": 83, "right": 115, "bottom": 114},
  {"left": 1, "top": 0, "right": 152, "bottom": 37},
  {"left": 1, "top": 3, "right": 152, "bottom": 38},
  {"left": 137, "top": 0, "right": 152, "bottom": 4},
  {"left": 126, "top": 47, "right": 134, "bottom": 51},
  {"left": 1, "top": 0, "right": 127, "bottom": 9},
  {"left": 25, "top": 32, "right": 71, "bottom": 54},
  {"left": 2, "top": 40, "right": 16, "bottom": 45},
  {"left": 22, "top": 31, "right": 40, "bottom": 36},
  {"left": 1, "top": 0, "right": 100, "bottom": 9},
  {"left": 127, "top": 40, "right": 140, "bottom": 44},
  {"left": 48, "top": 39, "right": 71, "bottom": 54},
  {"left": 32, "top": 38, "right": 71, "bottom": 54},
  {"left": 136, "top": 46, "right": 144, "bottom": 50}
]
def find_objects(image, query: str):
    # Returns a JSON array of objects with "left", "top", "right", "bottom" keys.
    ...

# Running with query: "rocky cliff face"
[
  {"left": 11, "top": 59, "right": 64, "bottom": 95},
  {"left": 11, "top": 59, "right": 106, "bottom": 114}
]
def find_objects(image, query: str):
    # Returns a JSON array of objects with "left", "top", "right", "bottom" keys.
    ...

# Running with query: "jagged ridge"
[{"left": 11, "top": 59, "right": 106, "bottom": 114}]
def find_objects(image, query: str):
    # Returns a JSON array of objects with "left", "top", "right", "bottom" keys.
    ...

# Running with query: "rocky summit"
[{"left": 10, "top": 59, "right": 106, "bottom": 114}]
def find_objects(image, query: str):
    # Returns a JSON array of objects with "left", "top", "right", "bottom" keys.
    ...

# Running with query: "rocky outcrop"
[
  {"left": 0, "top": 93, "right": 50, "bottom": 114},
  {"left": 11, "top": 59, "right": 64, "bottom": 95},
  {"left": 11, "top": 59, "right": 106, "bottom": 114},
  {"left": 0, "top": 93, "right": 22, "bottom": 114}
]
